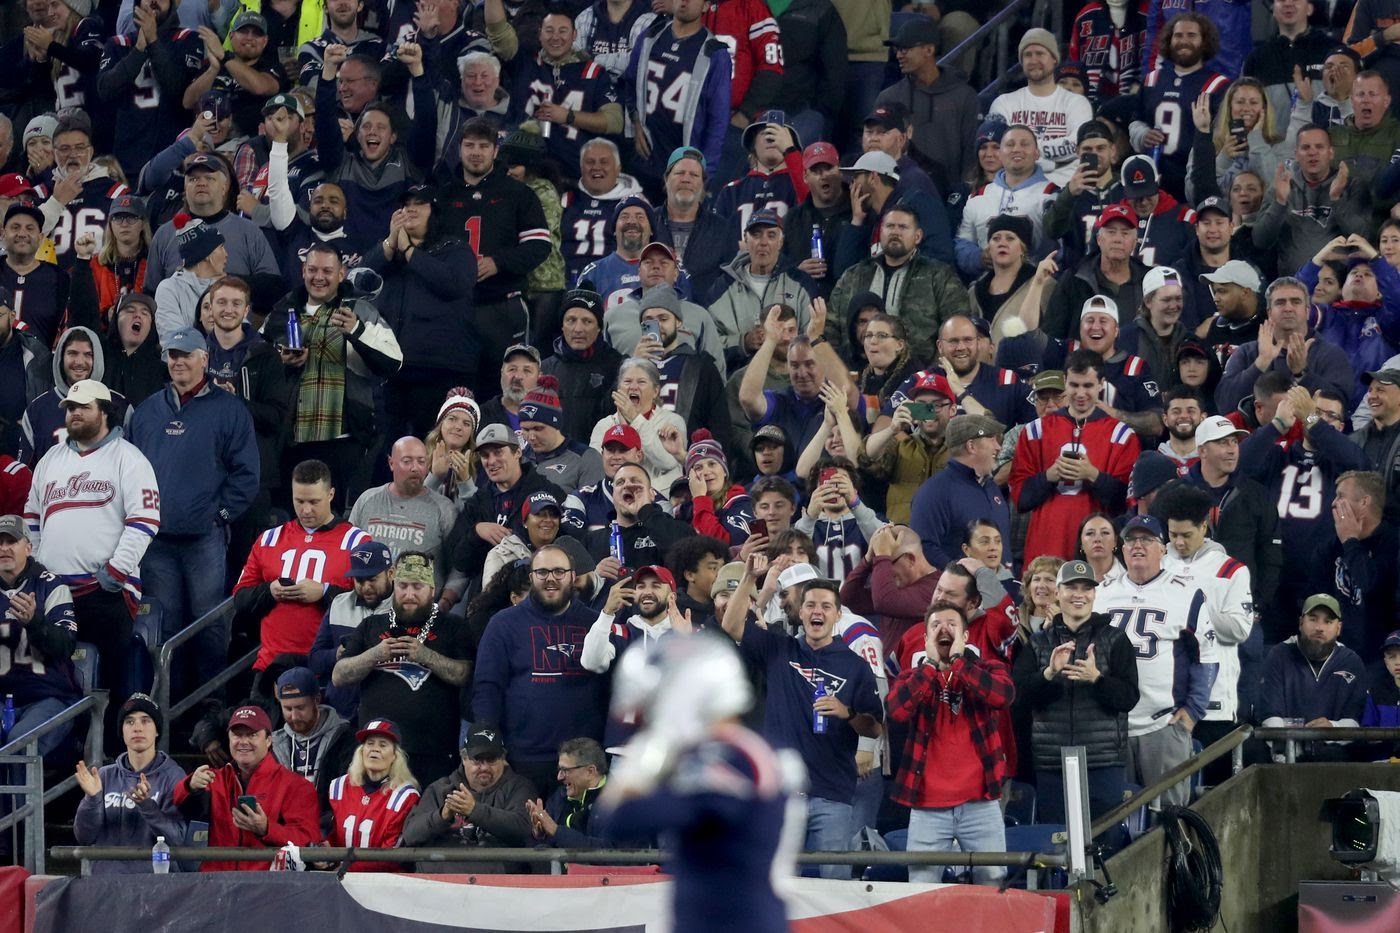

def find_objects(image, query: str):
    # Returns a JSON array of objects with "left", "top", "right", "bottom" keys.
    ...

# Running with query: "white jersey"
[
  {"left": 1164, "top": 542, "right": 1253, "bottom": 722},
  {"left": 23, "top": 429, "right": 160, "bottom": 606},
  {"left": 1098, "top": 568, "right": 1219, "bottom": 737},
  {"left": 834, "top": 609, "right": 887, "bottom": 767},
  {"left": 988, "top": 85, "right": 1093, "bottom": 185}
]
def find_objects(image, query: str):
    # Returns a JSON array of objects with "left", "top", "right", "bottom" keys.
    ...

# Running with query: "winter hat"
[
  {"left": 22, "top": 115, "right": 57, "bottom": 147},
  {"left": 987, "top": 214, "right": 1034, "bottom": 250},
  {"left": 64, "top": 0, "right": 95, "bottom": 19},
  {"left": 500, "top": 129, "right": 545, "bottom": 169},
  {"left": 174, "top": 212, "right": 224, "bottom": 267},
  {"left": 119, "top": 692, "right": 162, "bottom": 735},
  {"left": 612, "top": 195, "right": 651, "bottom": 227},
  {"left": 1018, "top": 27, "right": 1060, "bottom": 62},
  {"left": 517, "top": 374, "right": 564, "bottom": 429},
  {"left": 976, "top": 119, "right": 1007, "bottom": 148},
  {"left": 685, "top": 428, "right": 727, "bottom": 475},
  {"left": 436, "top": 386, "right": 480, "bottom": 430},
  {"left": 562, "top": 287, "right": 604, "bottom": 327}
]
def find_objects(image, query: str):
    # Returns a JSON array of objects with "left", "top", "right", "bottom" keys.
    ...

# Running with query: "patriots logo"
[
  {"left": 547, "top": 643, "right": 579, "bottom": 658},
  {"left": 589, "top": 373, "right": 604, "bottom": 388},
  {"left": 788, "top": 662, "right": 848, "bottom": 695},
  {"left": 352, "top": 549, "right": 375, "bottom": 562},
  {"left": 477, "top": 729, "right": 497, "bottom": 742},
  {"left": 1335, "top": 671, "right": 1357, "bottom": 684},
  {"left": 380, "top": 661, "right": 431, "bottom": 690}
]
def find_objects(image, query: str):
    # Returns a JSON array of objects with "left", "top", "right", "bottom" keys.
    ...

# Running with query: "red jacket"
[
  {"left": 0, "top": 455, "right": 32, "bottom": 517},
  {"left": 173, "top": 752, "right": 321, "bottom": 871},
  {"left": 840, "top": 557, "right": 937, "bottom": 650},
  {"left": 702, "top": 0, "right": 783, "bottom": 117}
]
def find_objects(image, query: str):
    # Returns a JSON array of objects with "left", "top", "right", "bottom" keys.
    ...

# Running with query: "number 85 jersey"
[{"left": 1097, "top": 569, "right": 1218, "bottom": 737}]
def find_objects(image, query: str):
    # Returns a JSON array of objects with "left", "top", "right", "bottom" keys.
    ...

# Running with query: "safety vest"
[{"left": 228, "top": 0, "right": 325, "bottom": 51}]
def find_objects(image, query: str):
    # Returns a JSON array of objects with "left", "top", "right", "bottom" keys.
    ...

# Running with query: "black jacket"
[
  {"left": 436, "top": 168, "right": 551, "bottom": 304},
  {"left": 1042, "top": 255, "right": 1151, "bottom": 341},
  {"left": 206, "top": 326, "right": 292, "bottom": 485},
  {"left": 780, "top": 192, "right": 852, "bottom": 300},
  {"left": 363, "top": 235, "right": 479, "bottom": 378},
  {"left": 450, "top": 462, "right": 568, "bottom": 577},
  {"left": 651, "top": 204, "right": 732, "bottom": 301},
  {"left": 65, "top": 259, "right": 167, "bottom": 406},
  {"left": 662, "top": 344, "right": 736, "bottom": 457},
  {"left": 583, "top": 503, "right": 695, "bottom": 568},
  {"left": 1310, "top": 521, "right": 1400, "bottom": 662},
  {"left": 772, "top": 0, "right": 848, "bottom": 121},
  {"left": 1013, "top": 613, "right": 1140, "bottom": 770},
  {"left": 540, "top": 336, "right": 624, "bottom": 444},
  {"left": 1182, "top": 464, "right": 1283, "bottom": 610}
]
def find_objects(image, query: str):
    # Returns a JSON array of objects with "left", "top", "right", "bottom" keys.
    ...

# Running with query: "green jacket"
[
  {"left": 1329, "top": 114, "right": 1400, "bottom": 189},
  {"left": 525, "top": 176, "right": 566, "bottom": 293},
  {"left": 827, "top": 254, "right": 970, "bottom": 364}
]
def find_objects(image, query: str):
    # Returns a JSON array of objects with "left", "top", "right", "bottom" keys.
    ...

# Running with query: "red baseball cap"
[
  {"left": 0, "top": 174, "right": 34, "bottom": 198},
  {"left": 632, "top": 565, "right": 676, "bottom": 589},
  {"left": 355, "top": 718, "right": 403, "bottom": 744},
  {"left": 602, "top": 423, "right": 642, "bottom": 451},
  {"left": 1095, "top": 204, "right": 1139, "bottom": 230},
  {"left": 802, "top": 142, "right": 839, "bottom": 172},
  {"left": 640, "top": 241, "right": 677, "bottom": 263},
  {"left": 910, "top": 372, "right": 957, "bottom": 406},
  {"left": 227, "top": 705, "right": 272, "bottom": 733}
]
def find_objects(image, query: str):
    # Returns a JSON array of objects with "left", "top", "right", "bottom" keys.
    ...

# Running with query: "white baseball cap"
[
  {"left": 63, "top": 379, "right": 112, "bottom": 406},
  {"left": 839, "top": 151, "right": 900, "bottom": 180},
  {"left": 1142, "top": 266, "right": 1183, "bottom": 296},
  {"left": 777, "top": 563, "right": 820, "bottom": 592},
  {"left": 1081, "top": 294, "right": 1119, "bottom": 323},
  {"left": 1195, "top": 415, "right": 1249, "bottom": 446}
]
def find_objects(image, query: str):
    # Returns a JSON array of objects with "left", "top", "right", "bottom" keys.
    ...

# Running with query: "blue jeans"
[
  {"left": 142, "top": 527, "right": 229, "bottom": 695},
  {"left": 849, "top": 771, "right": 883, "bottom": 842},
  {"left": 803, "top": 795, "right": 853, "bottom": 880},
  {"left": 2, "top": 697, "right": 72, "bottom": 821},
  {"left": 907, "top": 800, "right": 1007, "bottom": 886}
]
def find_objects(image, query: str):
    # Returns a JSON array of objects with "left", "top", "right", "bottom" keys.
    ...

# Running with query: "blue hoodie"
[
  {"left": 1297, "top": 258, "right": 1400, "bottom": 405},
  {"left": 73, "top": 751, "right": 187, "bottom": 873}
]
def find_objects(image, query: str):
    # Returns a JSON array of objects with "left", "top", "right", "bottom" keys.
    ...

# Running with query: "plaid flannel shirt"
[{"left": 886, "top": 648, "right": 1015, "bottom": 808}]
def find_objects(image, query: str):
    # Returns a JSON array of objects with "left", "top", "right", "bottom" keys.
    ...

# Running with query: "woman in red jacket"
[
  {"left": 681, "top": 430, "right": 755, "bottom": 548},
  {"left": 326, "top": 719, "right": 421, "bottom": 872}
]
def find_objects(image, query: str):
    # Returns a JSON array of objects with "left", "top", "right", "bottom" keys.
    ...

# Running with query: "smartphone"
[
  {"left": 1063, "top": 448, "right": 1083, "bottom": 461},
  {"left": 641, "top": 319, "right": 661, "bottom": 342},
  {"left": 237, "top": 794, "right": 257, "bottom": 810},
  {"left": 819, "top": 467, "right": 838, "bottom": 485},
  {"left": 906, "top": 402, "right": 936, "bottom": 421},
  {"left": 202, "top": 110, "right": 214, "bottom": 121},
  {"left": 1080, "top": 152, "right": 1099, "bottom": 171},
  {"left": 749, "top": 518, "right": 769, "bottom": 539},
  {"left": 278, "top": 577, "right": 295, "bottom": 587},
  {"left": 1229, "top": 117, "right": 1246, "bottom": 141}
]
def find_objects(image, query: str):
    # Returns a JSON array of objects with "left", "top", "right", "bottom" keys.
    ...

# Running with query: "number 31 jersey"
[{"left": 1098, "top": 569, "right": 1218, "bottom": 736}]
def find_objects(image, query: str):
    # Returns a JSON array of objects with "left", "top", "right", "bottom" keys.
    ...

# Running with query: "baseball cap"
[
  {"left": 665, "top": 146, "right": 705, "bottom": 175},
  {"left": 1199, "top": 260, "right": 1262, "bottom": 291},
  {"left": 475, "top": 423, "right": 520, "bottom": 449},
  {"left": 0, "top": 174, "right": 33, "bottom": 198},
  {"left": 945, "top": 413, "right": 1004, "bottom": 449},
  {"left": 355, "top": 718, "right": 402, "bottom": 745},
  {"left": 1056, "top": 559, "right": 1097, "bottom": 586},
  {"left": 184, "top": 152, "right": 227, "bottom": 176},
  {"left": 162, "top": 326, "right": 208, "bottom": 356},
  {"left": 345, "top": 540, "right": 393, "bottom": 578},
  {"left": 1081, "top": 294, "right": 1120, "bottom": 323},
  {"left": 62, "top": 378, "right": 112, "bottom": 406},
  {"left": 502, "top": 343, "right": 541, "bottom": 365},
  {"left": 1056, "top": 59, "right": 1087, "bottom": 83},
  {"left": 884, "top": 16, "right": 940, "bottom": 48},
  {"left": 1362, "top": 368, "right": 1400, "bottom": 388},
  {"left": 462, "top": 726, "right": 505, "bottom": 758},
  {"left": 400, "top": 183, "right": 435, "bottom": 206},
  {"left": 1382, "top": 630, "right": 1400, "bottom": 651},
  {"left": 274, "top": 666, "right": 319, "bottom": 700},
  {"left": 711, "top": 561, "right": 746, "bottom": 598},
  {"left": 1128, "top": 451, "right": 1178, "bottom": 501},
  {"left": 0, "top": 515, "right": 27, "bottom": 541},
  {"left": 4, "top": 202, "right": 44, "bottom": 228},
  {"left": 1143, "top": 266, "right": 1183, "bottom": 296},
  {"left": 639, "top": 241, "right": 677, "bottom": 263},
  {"left": 863, "top": 103, "right": 909, "bottom": 132},
  {"left": 777, "top": 562, "right": 819, "bottom": 591},
  {"left": 1094, "top": 204, "right": 1138, "bottom": 230},
  {"left": 228, "top": 705, "right": 272, "bottom": 733},
  {"left": 1176, "top": 339, "right": 1210, "bottom": 362},
  {"left": 1302, "top": 593, "right": 1342, "bottom": 619},
  {"left": 802, "top": 142, "right": 839, "bottom": 171},
  {"left": 1195, "top": 415, "right": 1249, "bottom": 446},
  {"left": 262, "top": 93, "right": 305, "bottom": 118},
  {"left": 522, "top": 490, "right": 563, "bottom": 518},
  {"left": 1077, "top": 119, "right": 1113, "bottom": 145},
  {"left": 741, "top": 109, "right": 800, "bottom": 152},
  {"left": 393, "top": 552, "right": 434, "bottom": 586},
  {"left": 632, "top": 565, "right": 677, "bottom": 589},
  {"left": 749, "top": 423, "right": 788, "bottom": 449},
  {"left": 602, "top": 423, "right": 642, "bottom": 450},
  {"left": 909, "top": 371, "right": 957, "bottom": 406},
  {"left": 230, "top": 9, "right": 267, "bottom": 31},
  {"left": 840, "top": 150, "right": 900, "bottom": 180},
  {"left": 109, "top": 194, "right": 145, "bottom": 218},
  {"left": 1120, "top": 154, "right": 1160, "bottom": 198},
  {"left": 1195, "top": 196, "right": 1230, "bottom": 220},
  {"left": 1031, "top": 370, "right": 1066, "bottom": 393},
  {"left": 1121, "top": 514, "right": 1166, "bottom": 541},
  {"left": 745, "top": 208, "right": 782, "bottom": 231}
]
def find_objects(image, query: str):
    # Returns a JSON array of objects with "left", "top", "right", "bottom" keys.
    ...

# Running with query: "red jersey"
[
  {"left": 1010, "top": 410, "right": 1141, "bottom": 562},
  {"left": 235, "top": 519, "right": 371, "bottom": 669},
  {"left": 702, "top": 0, "right": 782, "bottom": 117},
  {"left": 0, "top": 456, "right": 32, "bottom": 517},
  {"left": 327, "top": 775, "right": 420, "bottom": 872}
]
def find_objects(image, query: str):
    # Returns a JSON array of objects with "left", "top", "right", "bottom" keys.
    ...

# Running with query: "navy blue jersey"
[
  {"left": 635, "top": 28, "right": 709, "bottom": 165},
  {"left": 211, "top": 54, "right": 288, "bottom": 138},
  {"left": 34, "top": 175, "right": 130, "bottom": 268},
  {"left": 809, "top": 515, "right": 866, "bottom": 582},
  {"left": 711, "top": 168, "right": 800, "bottom": 244},
  {"left": 298, "top": 31, "right": 387, "bottom": 89},
  {"left": 1, "top": 263, "right": 70, "bottom": 349},
  {"left": 738, "top": 620, "right": 883, "bottom": 803},
  {"left": 0, "top": 562, "right": 81, "bottom": 706},
  {"left": 560, "top": 189, "right": 625, "bottom": 286},
  {"left": 563, "top": 480, "right": 669, "bottom": 532},
  {"left": 1138, "top": 63, "right": 1228, "bottom": 193},
  {"left": 514, "top": 57, "right": 619, "bottom": 176},
  {"left": 98, "top": 30, "right": 207, "bottom": 178},
  {"left": 578, "top": 252, "right": 641, "bottom": 307},
  {"left": 884, "top": 365, "right": 1036, "bottom": 427},
  {"left": 1133, "top": 194, "right": 1197, "bottom": 269},
  {"left": 576, "top": 0, "right": 653, "bottom": 77},
  {"left": 994, "top": 335, "right": 1160, "bottom": 413},
  {"left": 52, "top": 17, "right": 107, "bottom": 112}
]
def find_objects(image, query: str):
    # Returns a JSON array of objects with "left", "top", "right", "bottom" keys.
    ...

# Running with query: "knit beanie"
[
  {"left": 436, "top": 386, "right": 480, "bottom": 430},
  {"left": 64, "top": 0, "right": 94, "bottom": 16},
  {"left": 1018, "top": 27, "right": 1060, "bottom": 62},
  {"left": 562, "top": 287, "right": 604, "bottom": 328},
  {"left": 517, "top": 374, "right": 564, "bottom": 429},
  {"left": 175, "top": 213, "right": 224, "bottom": 267},
  {"left": 119, "top": 692, "right": 163, "bottom": 735},
  {"left": 612, "top": 195, "right": 651, "bottom": 226},
  {"left": 685, "top": 428, "right": 727, "bottom": 476}
]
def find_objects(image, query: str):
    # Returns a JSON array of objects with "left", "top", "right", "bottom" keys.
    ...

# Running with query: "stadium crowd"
[{"left": 4, "top": 0, "right": 1400, "bottom": 881}]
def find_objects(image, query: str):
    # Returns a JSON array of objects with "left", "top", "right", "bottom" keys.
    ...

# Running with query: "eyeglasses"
[
  {"left": 1317, "top": 410, "right": 1345, "bottom": 424},
  {"left": 1123, "top": 536, "right": 1158, "bottom": 549},
  {"left": 55, "top": 144, "right": 91, "bottom": 156},
  {"left": 862, "top": 331, "right": 897, "bottom": 342},
  {"left": 557, "top": 763, "right": 590, "bottom": 775},
  {"left": 530, "top": 568, "right": 573, "bottom": 580}
]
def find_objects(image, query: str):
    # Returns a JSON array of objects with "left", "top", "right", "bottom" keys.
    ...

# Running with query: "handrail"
[
  {"left": 1251, "top": 725, "right": 1400, "bottom": 766},
  {"left": 152, "top": 596, "right": 252, "bottom": 752},
  {"left": 1090, "top": 725, "right": 1250, "bottom": 837},
  {"left": 50, "top": 845, "right": 1068, "bottom": 869},
  {"left": 937, "top": 0, "right": 1033, "bottom": 71},
  {"left": 0, "top": 692, "right": 104, "bottom": 759}
]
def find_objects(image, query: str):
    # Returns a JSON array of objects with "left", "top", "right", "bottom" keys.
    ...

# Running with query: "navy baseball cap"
[
  {"left": 1121, "top": 514, "right": 1166, "bottom": 541},
  {"left": 345, "top": 540, "right": 393, "bottom": 578},
  {"left": 274, "top": 666, "right": 319, "bottom": 700},
  {"left": 1383, "top": 630, "right": 1400, "bottom": 651},
  {"left": 745, "top": 208, "right": 783, "bottom": 231}
]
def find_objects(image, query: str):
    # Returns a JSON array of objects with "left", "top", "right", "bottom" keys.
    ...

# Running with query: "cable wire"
[{"left": 1162, "top": 805, "right": 1223, "bottom": 932}]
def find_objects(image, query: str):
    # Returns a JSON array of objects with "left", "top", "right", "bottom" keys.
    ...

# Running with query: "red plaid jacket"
[{"left": 886, "top": 648, "right": 1015, "bottom": 808}]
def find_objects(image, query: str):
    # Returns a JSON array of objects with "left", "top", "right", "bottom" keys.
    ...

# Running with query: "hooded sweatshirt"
[
  {"left": 271, "top": 704, "right": 355, "bottom": 805},
  {"left": 875, "top": 65, "right": 981, "bottom": 191},
  {"left": 153, "top": 267, "right": 220, "bottom": 342},
  {"left": 73, "top": 750, "right": 187, "bottom": 873},
  {"left": 20, "top": 326, "right": 131, "bottom": 464},
  {"left": 1164, "top": 539, "right": 1254, "bottom": 722},
  {"left": 560, "top": 173, "right": 645, "bottom": 285},
  {"left": 955, "top": 166, "right": 1058, "bottom": 278}
]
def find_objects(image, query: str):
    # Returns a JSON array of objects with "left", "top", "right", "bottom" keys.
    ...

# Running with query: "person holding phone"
[
  {"left": 1042, "top": 120, "right": 1120, "bottom": 269},
  {"left": 1186, "top": 78, "right": 1288, "bottom": 205},
  {"left": 173, "top": 705, "right": 320, "bottom": 871}
]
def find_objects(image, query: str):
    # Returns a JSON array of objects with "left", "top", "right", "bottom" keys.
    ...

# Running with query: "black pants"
[
  {"left": 73, "top": 589, "right": 134, "bottom": 753},
  {"left": 472, "top": 297, "right": 530, "bottom": 399},
  {"left": 509, "top": 757, "right": 560, "bottom": 800},
  {"left": 527, "top": 290, "right": 563, "bottom": 349},
  {"left": 386, "top": 370, "right": 474, "bottom": 441}
]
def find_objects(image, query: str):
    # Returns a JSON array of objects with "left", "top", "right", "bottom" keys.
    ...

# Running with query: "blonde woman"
[
  {"left": 1187, "top": 79, "right": 1287, "bottom": 201},
  {"left": 1018, "top": 555, "right": 1064, "bottom": 641},
  {"left": 425, "top": 388, "right": 480, "bottom": 507},
  {"left": 326, "top": 720, "right": 420, "bottom": 872}
]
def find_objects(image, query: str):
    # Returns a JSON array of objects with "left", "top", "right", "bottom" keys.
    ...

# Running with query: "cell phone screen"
[
  {"left": 819, "top": 468, "right": 837, "bottom": 485},
  {"left": 906, "top": 402, "right": 936, "bottom": 420}
]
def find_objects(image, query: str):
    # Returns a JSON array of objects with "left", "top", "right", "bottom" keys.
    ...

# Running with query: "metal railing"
[
  {"left": 151, "top": 597, "right": 258, "bottom": 752},
  {"left": 935, "top": 0, "right": 1036, "bottom": 94},
  {"left": 1239, "top": 725, "right": 1400, "bottom": 768},
  {"left": 0, "top": 692, "right": 107, "bottom": 874}
]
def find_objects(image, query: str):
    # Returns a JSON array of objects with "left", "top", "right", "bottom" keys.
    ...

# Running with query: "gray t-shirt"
[{"left": 349, "top": 484, "right": 458, "bottom": 589}]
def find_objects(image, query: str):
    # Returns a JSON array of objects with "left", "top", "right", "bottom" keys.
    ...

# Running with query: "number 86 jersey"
[{"left": 33, "top": 173, "right": 130, "bottom": 269}]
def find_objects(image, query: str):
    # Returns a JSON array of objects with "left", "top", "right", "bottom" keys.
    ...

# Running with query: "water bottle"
[
  {"left": 812, "top": 685, "right": 829, "bottom": 734},
  {"left": 609, "top": 521, "right": 625, "bottom": 570},
  {"left": 1149, "top": 143, "right": 1163, "bottom": 165},
  {"left": 152, "top": 835, "right": 170, "bottom": 874},
  {"left": 285, "top": 313, "right": 303, "bottom": 351},
  {"left": 1, "top": 695, "right": 14, "bottom": 743},
  {"left": 809, "top": 224, "right": 825, "bottom": 261}
]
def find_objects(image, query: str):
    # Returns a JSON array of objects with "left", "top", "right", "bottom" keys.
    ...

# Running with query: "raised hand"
[{"left": 75, "top": 761, "right": 102, "bottom": 797}]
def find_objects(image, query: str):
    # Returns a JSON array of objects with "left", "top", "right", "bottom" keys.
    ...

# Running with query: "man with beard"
[
  {"left": 1159, "top": 386, "right": 1206, "bottom": 472},
  {"left": 473, "top": 545, "right": 610, "bottom": 795},
  {"left": 579, "top": 197, "right": 652, "bottom": 308},
  {"left": 0, "top": 204, "right": 69, "bottom": 349},
  {"left": 334, "top": 551, "right": 471, "bottom": 785},
  {"left": 541, "top": 289, "right": 624, "bottom": 442},
  {"left": 269, "top": 666, "right": 356, "bottom": 809},
  {"left": 830, "top": 149, "right": 954, "bottom": 276},
  {"left": 560, "top": 140, "right": 645, "bottom": 286},
  {"left": 781, "top": 142, "right": 851, "bottom": 299},
  {"left": 605, "top": 241, "right": 724, "bottom": 374},
  {"left": 268, "top": 125, "right": 363, "bottom": 291},
  {"left": 865, "top": 374, "right": 957, "bottom": 525},
  {"left": 1258, "top": 594, "right": 1366, "bottom": 759},
  {"left": 1307, "top": 470, "right": 1399, "bottom": 661},
  {"left": 310, "top": 539, "right": 394, "bottom": 720},
  {"left": 651, "top": 147, "right": 730, "bottom": 299},
  {"left": 438, "top": 117, "right": 552, "bottom": 370},
  {"left": 479, "top": 344, "right": 542, "bottom": 433},
  {"left": 632, "top": 285, "right": 733, "bottom": 452},
  {"left": 32, "top": 113, "right": 128, "bottom": 269},
  {"left": 21, "top": 326, "right": 130, "bottom": 466},
  {"left": 350, "top": 437, "right": 458, "bottom": 590},
  {"left": 1198, "top": 260, "right": 1263, "bottom": 364},
  {"left": 96, "top": 0, "right": 206, "bottom": 178},
  {"left": 886, "top": 316, "right": 1035, "bottom": 433},
  {"left": 1130, "top": 14, "right": 1228, "bottom": 201},
  {"left": 988, "top": 29, "right": 1092, "bottom": 186},
  {"left": 582, "top": 462, "right": 693, "bottom": 568},
  {"left": 826, "top": 204, "right": 968, "bottom": 363},
  {"left": 739, "top": 304, "right": 849, "bottom": 455}
]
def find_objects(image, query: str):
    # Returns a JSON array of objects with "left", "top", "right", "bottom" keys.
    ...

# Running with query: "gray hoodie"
[
  {"left": 73, "top": 751, "right": 187, "bottom": 874},
  {"left": 271, "top": 705, "right": 354, "bottom": 798},
  {"left": 154, "top": 268, "right": 220, "bottom": 342},
  {"left": 20, "top": 326, "right": 131, "bottom": 461}
]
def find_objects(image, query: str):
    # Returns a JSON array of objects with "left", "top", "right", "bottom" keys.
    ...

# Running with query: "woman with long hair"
[
  {"left": 961, "top": 518, "right": 1019, "bottom": 603},
  {"left": 84, "top": 197, "right": 151, "bottom": 331},
  {"left": 856, "top": 313, "right": 918, "bottom": 416},
  {"left": 1076, "top": 512, "right": 1124, "bottom": 584},
  {"left": 589, "top": 357, "right": 688, "bottom": 492},
  {"left": 680, "top": 429, "right": 754, "bottom": 547},
  {"left": 326, "top": 720, "right": 420, "bottom": 871},
  {"left": 1188, "top": 77, "right": 1287, "bottom": 201},
  {"left": 425, "top": 387, "right": 480, "bottom": 507},
  {"left": 1018, "top": 555, "right": 1064, "bottom": 640}
]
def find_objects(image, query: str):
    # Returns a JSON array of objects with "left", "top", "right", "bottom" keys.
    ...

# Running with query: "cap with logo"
[
  {"left": 633, "top": 565, "right": 677, "bottom": 589},
  {"left": 0, "top": 174, "right": 34, "bottom": 198},
  {"left": 522, "top": 491, "right": 563, "bottom": 518},
  {"left": 602, "top": 423, "right": 642, "bottom": 451},
  {"left": 162, "top": 326, "right": 208, "bottom": 357},
  {"left": 502, "top": 343, "right": 542, "bottom": 365},
  {"left": 802, "top": 142, "right": 839, "bottom": 171},
  {"left": 749, "top": 423, "right": 788, "bottom": 449},
  {"left": 945, "top": 413, "right": 1004, "bottom": 449},
  {"left": 0, "top": 515, "right": 27, "bottom": 542},
  {"left": 1195, "top": 415, "right": 1249, "bottom": 446},
  {"left": 400, "top": 183, "right": 435, "bottom": 206},
  {"left": 228, "top": 705, "right": 272, "bottom": 733},
  {"left": 119, "top": 693, "right": 163, "bottom": 734},
  {"left": 475, "top": 423, "right": 520, "bottom": 449},
  {"left": 262, "top": 92, "right": 306, "bottom": 118},
  {"left": 274, "top": 666, "right": 319, "bottom": 700},
  {"left": 184, "top": 152, "right": 228, "bottom": 176},
  {"left": 977, "top": 119, "right": 1008, "bottom": 147},
  {"left": 1122, "top": 514, "right": 1166, "bottom": 541},
  {"left": 1031, "top": 370, "right": 1066, "bottom": 393},
  {"left": 840, "top": 150, "right": 900, "bottom": 180},
  {"left": 109, "top": 194, "right": 145, "bottom": 218},
  {"left": 62, "top": 378, "right": 112, "bottom": 406},
  {"left": 394, "top": 552, "right": 435, "bottom": 586},
  {"left": 1143, "top": 265, "right": 1182, "bottom": 296},
  {"left": 1081, "top": 293, "right": 1120, "bottom": 323},
  {"left": 230, "top": 9, "right": 267, "bottom": 32},
  {"left": 1362, "top": 368, "right": 1400, "bottom": 388},
  {"left": 345, "top": 540, "right": 393, "bottom": 578},
  {"left": 711, "top": 561, "right": 746, "bottom": 598},
  {"left": 1195, "top": 196, "right": 1230, "bottom": 220},
  {"left": 1120, "top": 154, "right": 1160, "bottom": 198},
  {"left": 355, "top": 718, "right": 403, "bottom": 745},
  {"left": 1302, "top": 593, "right": 1342, "bottom": 619},
  {"left": 745, "top": 208, "right": 783, "bottom": 232},
  {"left": 462, "top": 726, "right": 505, "bottom": 758},
  {"left": 1382, "top": 630, "right": 1400, "bottom": 651},
  {"left": 1056, "top": 559, "right": 1097, "bottom": 586},
  {"left": 1056, "top": 59, "right": 1087, "bottom": 83},
  {"left": 1094, "top": 204, "right": 1138, "bottom": 230},
  {"left": 863, "top": 103, "right": 910, "bottom": 132},
  {"left": 1199, "top": 259, "right": 1262, "bottom": 291},
  {"left": 909, "top": 371, "right": 957, "bottom": 406}
]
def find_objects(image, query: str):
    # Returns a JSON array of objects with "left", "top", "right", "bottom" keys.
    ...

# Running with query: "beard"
[
  {"left": 66, "top": 417, "right": 101, "bottom": 443},
  {"left": 1170, "top": 42, "right": 1203, "bottom": 68},
  {"left": 883, "top": 239, "right": 911, "bottom": 261},
  {"left": 392, "top": 600, "right": 432, "bottom": 625},
  {"left": 1168, "top": 421, "right": 1197, "bottom": 441},
  {"left": 1300, "top": 636, "right": 1335, "bottom": 663},
  {"left": 534, "top": 585, "right": 572, "bottom": 612}
]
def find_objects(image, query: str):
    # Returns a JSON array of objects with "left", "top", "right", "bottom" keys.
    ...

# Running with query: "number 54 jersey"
[{"left": 1098, "top": 568, "right": 1219, "bottom": 737}]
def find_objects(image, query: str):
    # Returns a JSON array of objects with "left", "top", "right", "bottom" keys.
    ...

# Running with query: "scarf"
[{"left": 292, "top": 303, "right": 349, "bottom": 444}]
